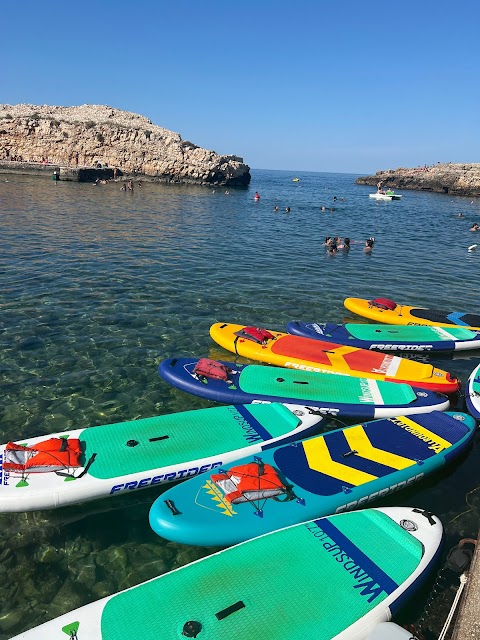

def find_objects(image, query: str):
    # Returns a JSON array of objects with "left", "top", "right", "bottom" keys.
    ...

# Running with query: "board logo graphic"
[{"left": 198, "top": 478, "right": 237, "bottom": 517}]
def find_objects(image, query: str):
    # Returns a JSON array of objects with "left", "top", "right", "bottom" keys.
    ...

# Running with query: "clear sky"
[{"left": 2, "top": 0, "right": 479, "bottom": 174}]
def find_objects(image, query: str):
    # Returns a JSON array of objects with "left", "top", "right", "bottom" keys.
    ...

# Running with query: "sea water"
[{"left": 0, "top": 170, "right": 479, "bottom": 637}]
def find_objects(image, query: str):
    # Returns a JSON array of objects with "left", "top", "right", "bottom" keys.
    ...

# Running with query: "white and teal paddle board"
[
  {"left": 465, "top": 362, "right": 480, "bottom": 419},
  {"left": 0, "top": 403, "right": 322, "bottom": 512},
  {"left": 150, "top": 411, "right": 475, "bottom": 546},
  {"left": 10, "top": 506, "right": 443, "bottom": 640}
]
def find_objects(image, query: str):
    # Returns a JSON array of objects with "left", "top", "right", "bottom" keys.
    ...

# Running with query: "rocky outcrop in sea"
[
  {"left": 356, "top": 163, "right": 480, "bottom": 197},
  {"left": 0, "top": 104, "right": 251, "bottom": 186}
]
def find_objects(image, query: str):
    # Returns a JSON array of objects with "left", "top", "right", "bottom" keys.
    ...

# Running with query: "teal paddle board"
[
  {"left": 0, "top": 403, "right": 322, "bottom": 512},
  {"left": 149, "top": 411, "right": 475, "bottom": 546},
  {"left": 10, "top": 507, "right": 443, "bottom": 640}
]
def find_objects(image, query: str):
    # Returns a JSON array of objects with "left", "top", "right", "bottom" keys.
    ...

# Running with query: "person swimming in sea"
[
  {"left": 273, "top": 206, "right": 279, "bottom": 212},
  {"left": 337, "top": 237, "right": 350, "bottom": 250},
  {"left": 328, "top": 241, "right": 338, "bottom": 254},
  {"left": 470, "top": 223, "right": 479, "bottom": 231},
  {"left": 365, "top": 238, "right": 374, "bottom": 252}
]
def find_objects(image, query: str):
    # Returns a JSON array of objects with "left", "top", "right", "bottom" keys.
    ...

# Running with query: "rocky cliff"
[
  {"left": 356, "top": 163, "right": 480, "bottom": 197},
  {"left": 0, "top": 104, "right": 251, "bottom": 186}
]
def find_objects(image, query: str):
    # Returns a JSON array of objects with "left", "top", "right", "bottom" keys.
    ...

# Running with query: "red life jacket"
[
  {"left": 212, "top": 461, "right": 287, "bottom": 504},
  {"left": 193, "top": 358, "right": 232, "bottom": 382},
  {"left": 234, "top": 326, "right": 275, "bottom": 345},
  {"left": 370, "top": 298, "right": 397, "bottom": 311},
  {"left": 3, "top": 438, "right": 83, "bottom": 473}
]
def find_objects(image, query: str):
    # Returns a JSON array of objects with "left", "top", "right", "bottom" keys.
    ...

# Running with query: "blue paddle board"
[
  {"left": 149, "top": 411, "right": 475, "bottom": 547},
  {"left": 159, "top": 357, "right": 450, "bottom": 420},
  {"left": 287, "top": 321, "right": 480, "bottom": 352}
]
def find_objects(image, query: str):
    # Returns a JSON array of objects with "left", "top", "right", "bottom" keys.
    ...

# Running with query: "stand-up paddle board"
[
  {"left": 0, "top": 403, "right": 322, "bottom": 512},
  {"left": 287, "top": 321, "right": 480, "bottom": 352},
  {"left": 344, "top": 297, "right": 480, "bottom": 330},
  {"left": 149, "top": 411, "right": 474, "bottom": 547},
  {"left": 209, "top": 322, "right": 459, "bottom": 393},
  {"left": 11, "top": 506, "right": 443, "bottom": 640},
  {"left": 159, "top": 357, "right": 450, "bottom": 420},
  {"left": 465, "top": 363, "right": 480, "bottom": 420}
]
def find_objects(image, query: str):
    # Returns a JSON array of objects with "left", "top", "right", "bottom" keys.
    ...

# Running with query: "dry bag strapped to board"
[
  {"left": 3, "top": 438, "right": 83, "bottom": 473},
  {"left": 211, "top": 459, "right": 289, "bottom": 504},
  {"left": 193, "top": 358, "right": 233, "bottom": 382},
  {"left": 369, "top": 298, "right": 397, "bottom": 311}
]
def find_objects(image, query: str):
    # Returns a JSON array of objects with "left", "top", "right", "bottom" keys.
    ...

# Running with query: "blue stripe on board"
[
  {"left": 234, "top": 405, "right": 272, "bottom": 442},
  {"left": 323, "top": 430, "right": 398, "bottom": 477},
  {"left": 274, "top": 444, "right": 353, "bottom": 496},
  {"left": 314, "top": 518, "right": 399, "bottom": 595},
  {"left": 411, "top": 412, "right": 468, "bottom": 443},
  {"left": 366, "top": 421, "right": 438, "bottom": 461},
  {"left": 447, "top": 312, "right": 468, "bottom": 326}
]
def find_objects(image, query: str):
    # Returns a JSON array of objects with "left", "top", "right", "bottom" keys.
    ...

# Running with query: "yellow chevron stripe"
[
  {"left": 344, "top": 426, "right": 415, "bottom": 470},
  {"left": 389, "top": 416, "right": 452, "bottom": 452},
  {"left": 303, "top": 437, "right": 377, "bottom": 486}
]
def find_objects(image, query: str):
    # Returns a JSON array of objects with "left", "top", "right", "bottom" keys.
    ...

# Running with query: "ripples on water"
[{"left": 1, "top": 171, "right": 480, "bottom": 637}]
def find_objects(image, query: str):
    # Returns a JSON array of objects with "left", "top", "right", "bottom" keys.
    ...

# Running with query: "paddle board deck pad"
[
  {"left": 287, "top": 321, "right": 480, "bottom": 353},
  {"left": 159, "top": 358, "right": 450, "bottom": 420},
  {"left": 465, "top": 363, "right": 480, "bottom": 420},
  {"left": 11, "top": 506, "right": 443, "bottom": 640},
  {"left": 0, "top": 403, "right": 323, "bottom": 513},
  {"left": 150, "top": 411, "right": 473, "bottom": 547},
  {"left": 209, "top": 322, "right": 459, "bottom": 393},
  {"left": 344, "top": 297, "right": 480, "bottom": 331}
]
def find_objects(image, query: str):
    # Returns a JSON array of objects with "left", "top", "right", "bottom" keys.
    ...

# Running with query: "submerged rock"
[{"left": 356, "top": 163, "right": 480, "bottom": 197}]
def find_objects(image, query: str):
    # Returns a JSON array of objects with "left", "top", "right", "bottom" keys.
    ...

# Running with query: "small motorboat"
[
  {"left": 370, "top": 190, "right": 402, "bottom": 200},
  {"left": 292, "top": 177, "right": 300, "bottom": 182}
]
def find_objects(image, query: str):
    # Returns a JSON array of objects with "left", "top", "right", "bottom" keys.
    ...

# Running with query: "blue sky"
[{"left": 2, "top": 1, "right": 479, "bottom": 173}]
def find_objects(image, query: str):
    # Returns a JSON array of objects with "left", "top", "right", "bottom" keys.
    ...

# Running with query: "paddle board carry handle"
[
  {"left": 276, "top": 377, "right": 311, "bottom": 385},
  {"left": 165, "top": 499, "right": 181, "bottom": 516},
  {"left": 215, "top": 600, "right": 246, "bottom": 620},
  {"left": 126, "top": 436, "right": 169, "bottom": 447}
]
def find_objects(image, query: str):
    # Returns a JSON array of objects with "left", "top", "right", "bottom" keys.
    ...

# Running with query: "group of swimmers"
[
  {"left": 273, "top": 206, "right": 291, "bottom": 213},
  {"left": 324, "top": 236, "right": 375, "bottom": 254}
]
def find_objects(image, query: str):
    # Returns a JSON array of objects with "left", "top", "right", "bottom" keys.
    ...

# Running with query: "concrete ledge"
[
  {"left": 451, "top": 534, "right": 480, "bottom": 639},
  {"left": 0, "top": 161, "right": 60, "bottom": 176}
]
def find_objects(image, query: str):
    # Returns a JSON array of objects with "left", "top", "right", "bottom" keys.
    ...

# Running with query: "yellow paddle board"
[
  {"left": 209, "top": 322, "right": 459, "bottom": 393},
  {"left": 344, "top": 297, "right": 480, "bottom": 330}
]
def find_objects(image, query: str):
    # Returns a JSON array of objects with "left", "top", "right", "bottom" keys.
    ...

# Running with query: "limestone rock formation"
[
  {"left": 0, "top": 104, "right": 251, "bottom": 186},
  {"left": 356, "top": 163, "right": 480, "bottom": 197}
]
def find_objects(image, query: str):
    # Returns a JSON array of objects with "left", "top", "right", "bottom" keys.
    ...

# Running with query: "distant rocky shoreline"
[
  {"left": 0, "top": 104, "right": 251, "bottom": 186},
  {"left": 356, "top": 163, "right": 480, "bottom": 197}
]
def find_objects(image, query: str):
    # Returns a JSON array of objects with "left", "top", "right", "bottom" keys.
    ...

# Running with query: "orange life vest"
[
  {"left": 3, "top": 438, "right": 83, "bottom": 473},
  {"left": 212, "top": 461, "right": 287, "bottom": 504}
]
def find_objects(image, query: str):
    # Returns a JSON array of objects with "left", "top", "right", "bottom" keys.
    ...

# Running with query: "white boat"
[{"left": 369, "top": 191, "right": 403, "bottom": 201}]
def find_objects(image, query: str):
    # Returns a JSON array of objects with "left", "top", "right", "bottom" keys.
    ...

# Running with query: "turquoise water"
[{"left": 1, "top": 170, "right": 480, "bottom": 637}]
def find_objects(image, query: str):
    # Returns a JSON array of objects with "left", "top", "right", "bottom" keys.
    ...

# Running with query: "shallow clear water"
[{"left": 1, "top": 170, "right": 480, "bottom": 637}]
